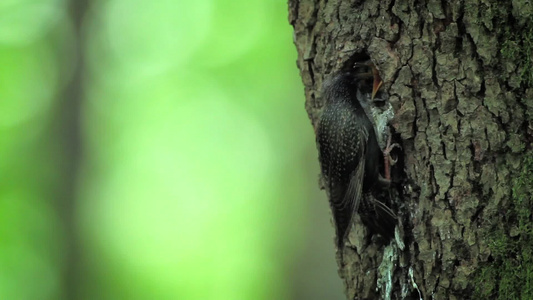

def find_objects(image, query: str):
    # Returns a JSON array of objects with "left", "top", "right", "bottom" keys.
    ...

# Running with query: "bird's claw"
[
  {"left": 384, "top": 143, "right": 401, "bottom": 166},
  {"left": 383, "top": 135, "right": 401, "bottom": 180},
  {"left": 383, "top": 142, "right": 401, "bottom": 155}
]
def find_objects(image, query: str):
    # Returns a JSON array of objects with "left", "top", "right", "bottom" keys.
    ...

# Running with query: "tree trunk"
[
  {"left": 60, "top": 1, "right": 87, "bottom": 298},
  {"left": 289, "top": 0, "right": 533, "bottom": 299}
]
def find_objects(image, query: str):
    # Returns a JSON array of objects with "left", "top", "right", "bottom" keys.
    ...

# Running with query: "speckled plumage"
[
  {"left": 357, "top": 89, "right": 395, "bottom": 150},
  {"left": 317, "top": 72, "right": 383, "bottom": 249}
]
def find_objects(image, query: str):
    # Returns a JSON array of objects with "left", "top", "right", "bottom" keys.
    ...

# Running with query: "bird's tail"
[{"left": 359, "top": 193, "right": 397, "bottom": 240}]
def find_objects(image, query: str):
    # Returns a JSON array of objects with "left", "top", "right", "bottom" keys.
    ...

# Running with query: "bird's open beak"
[
  {"left": 371, "top": 66, "right": 383, "bottom": 101},
  {"left": 354, "top": 60, "right": 383, "bottom": 100}
]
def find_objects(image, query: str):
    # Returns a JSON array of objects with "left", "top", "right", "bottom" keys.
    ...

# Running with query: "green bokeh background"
[{"left": 0, "top": 0, "right": 343, "bottom": 299}]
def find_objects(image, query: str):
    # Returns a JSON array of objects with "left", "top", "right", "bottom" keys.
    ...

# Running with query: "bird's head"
[{"left": 353, "top": 61, "right": 383, "bottom": 101}]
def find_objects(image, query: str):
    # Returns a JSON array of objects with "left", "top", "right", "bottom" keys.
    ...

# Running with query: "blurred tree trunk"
[
  {"left": 60, "top": 1, "right": 87, "bottom": 299},
  {"left": 289, "top": 0, "right": 533, "bottom": 299}
]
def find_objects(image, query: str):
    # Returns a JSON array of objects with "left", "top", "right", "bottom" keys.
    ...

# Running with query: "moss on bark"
[{"left": 474, "top": 152, "right": 533, "bottom": 299}]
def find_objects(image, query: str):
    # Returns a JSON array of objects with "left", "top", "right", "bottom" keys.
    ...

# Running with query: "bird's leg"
[
  {"left": 377, "top": 174, "right": 391, "bottom": 189},
  {"left": 383, "top": 134, "right": 401, "bottom": 180}
]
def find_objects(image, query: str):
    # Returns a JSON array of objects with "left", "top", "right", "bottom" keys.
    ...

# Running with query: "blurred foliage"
[{"left": 0, "top": 0, "right": 343, "bottom": 299}]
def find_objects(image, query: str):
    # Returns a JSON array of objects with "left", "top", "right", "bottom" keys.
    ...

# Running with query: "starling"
[
  {"left": 317, "top": 63, "right": 394, "bottom": 249},
  {"left": 356, "top": 81, "right": 400, "bottom": 181}
]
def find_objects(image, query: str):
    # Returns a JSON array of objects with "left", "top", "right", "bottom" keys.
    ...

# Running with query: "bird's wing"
[
  {"left": 332, "top": 127, "right": 367, "bottom": 247},
  {"left": 344, "top": 143, "right": 366, "bottom": 220}
]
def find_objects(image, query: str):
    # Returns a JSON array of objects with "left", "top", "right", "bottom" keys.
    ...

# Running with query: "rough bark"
[{"left": 289, "top": 0, "right": 533, "bottom": 299}]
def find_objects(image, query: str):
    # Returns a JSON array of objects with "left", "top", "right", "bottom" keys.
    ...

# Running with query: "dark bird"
[{"left": 317, "top": 62, "right": 395, "bottom": 250}]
